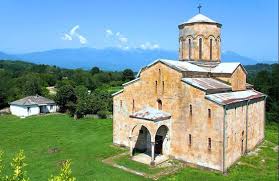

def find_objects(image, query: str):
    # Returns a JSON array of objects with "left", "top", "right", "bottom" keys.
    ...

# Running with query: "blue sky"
[{"left": 0, "top": 0, "right": 278, "bottom": 61}]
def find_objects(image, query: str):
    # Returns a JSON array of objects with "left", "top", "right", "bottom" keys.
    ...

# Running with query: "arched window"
[
  {"left": 199, "top": 38, "right": 202, "bottom": 60},
  {"left": 208, "top": 138, "right": 212, "bottom": 150},
  {"left": 208, "top": 109, "right": 211, "bottom": 118},
  {"left": 157, "top": 99, "right": 162, "bottom": 110},
  {"left": 189, "top": 104, "right": 192, "bottom": 115},
  {"left": 180, "top": 40, "right": 184, "bottom": 59},
  {"left": 188, "top": 39, "right": 192, "bottom": 60},
  {"left": 159, "top": 69, "right": 161, "bottom": 79},
  {"left": 210, "top": 39, "right": 213, "bottom": 60},
  {"left": 155, "top": 81, "right": 158, "bottom": 93}
]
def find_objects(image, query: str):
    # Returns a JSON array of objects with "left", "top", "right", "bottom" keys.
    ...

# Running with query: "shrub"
[
  {"left": 6, "top": 150, "right": 30, "bottom": 181},
  {"left": 97, "top": 110, "right": 108, "bottom": 119},
  {"left": 48, "top": 160, "right": 76, "bottom": 181}
]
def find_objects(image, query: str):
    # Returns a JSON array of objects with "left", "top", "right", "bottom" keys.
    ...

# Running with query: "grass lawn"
[{"left": 0, "top": 114, "right": 278, "bottom": 180}]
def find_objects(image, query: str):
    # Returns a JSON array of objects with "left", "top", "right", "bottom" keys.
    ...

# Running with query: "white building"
[{"left": 10, "top": 95, "right": 58, "bottom": 117}]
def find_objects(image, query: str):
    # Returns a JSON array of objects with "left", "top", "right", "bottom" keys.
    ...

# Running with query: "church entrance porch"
[{"left": 129, "top": 107, "right": 171, "bottom": 165}]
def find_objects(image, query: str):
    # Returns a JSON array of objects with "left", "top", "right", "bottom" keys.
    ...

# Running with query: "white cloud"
[
  {"left": 77, "top": 34, "right": 87, "bottom": 44},
  {"left": 105, "top": 29, "right": 113, "bottom": 37},
  {"left": 104, "top": 29, "right": 160, "bottom": 51},
  {"left": 105, "top": 29, "right": 129, "bottom": 50},
  {"left": 62, "top": 25, "right": 87, "bottom": 44},
  {"left": 62, "top": 33, "right": 72, "bottom": 41},
  {"left": 140, "top": 42, "right": 160, "bottom": 50}
]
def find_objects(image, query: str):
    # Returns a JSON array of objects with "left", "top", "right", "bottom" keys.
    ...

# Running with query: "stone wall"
[
  {"left": 179, "top": 23, "right": 221, "bottom": 62},
  {"left": 172, "top": 83, "right": 224, "bottom": 171},
  {"left": 225, "top": 98, "right": 265, "bottom": 170}
]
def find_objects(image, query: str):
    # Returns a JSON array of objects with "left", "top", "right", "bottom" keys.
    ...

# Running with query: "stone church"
[{"left": 112, "top": 12, "right": 266, "bottom": 172}]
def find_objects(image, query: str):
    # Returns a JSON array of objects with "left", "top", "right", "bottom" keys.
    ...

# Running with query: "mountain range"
[{"left": 0, "top": 48, "right": 275, "bottom": 71}]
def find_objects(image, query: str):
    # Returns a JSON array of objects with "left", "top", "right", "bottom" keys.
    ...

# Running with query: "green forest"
[
  {"left": 0, "top": 60, "right": 278, "bottom": 122},
  {"left": 0, "top": 60, "right": 134, "bottom": 119}
]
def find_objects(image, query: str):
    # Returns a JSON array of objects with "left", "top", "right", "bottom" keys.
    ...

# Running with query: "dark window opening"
[
  {"left": 162, "top": 81, "right": 165, "bottom": 93},
  {"left": 132, "top": 99, "right": 135, "bottom": 111},
  {"left": 199, "top": 38, "right": 202, "bottom": 60},
  {"left": 139, "top": 130, "right": 143, "bottom": 134},
  {"left": 188, "top": 39, "right": 191, "bottom": 60},
  {"left": 208, "top": 138, "right": 212, "bottom": 150},
  {"left": 210, "top": 39, "right": 213, "bottom": 60},
  {"left": 50, "top": 105, "right": 53, "bottom": 110},
  {"left": 157, "top": 99, "right": 162, "bottom": 110},
  {"left": 120, "top": 100, "right": 123, "bottom": 108},
  {"left": 241, "top": 139, "right": 244, "bottom": 154},
  {"left": 189, "top": 104, "right": 192, "bottom": 116},
  {"left": 155, "top": 81, "right": 158, "bottom": 93},
  {"left": 27, "top": 107, "right": 30, "bottom": 113},
  {"left": 189, "top": 134, "right": 192, "bottom": 146},
  {"left": 208, "top": 109, "right": 211, "bottom": 118}
]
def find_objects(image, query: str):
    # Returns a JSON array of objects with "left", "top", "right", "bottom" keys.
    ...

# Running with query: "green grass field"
[{"left": 0, "top": 114, "right": 277, "bottom": 180}]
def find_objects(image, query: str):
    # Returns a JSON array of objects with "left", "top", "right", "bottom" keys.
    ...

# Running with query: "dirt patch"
[{"left": 48, "top": 147, "right": 61, "bottom": 154}]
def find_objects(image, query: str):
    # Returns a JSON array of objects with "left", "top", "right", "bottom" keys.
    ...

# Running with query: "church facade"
[{"left": 112, "top": 13, "right": 266, "bottom": 172}]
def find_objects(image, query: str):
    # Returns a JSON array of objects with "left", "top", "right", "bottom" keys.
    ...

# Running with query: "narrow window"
[
  {"left": 120, "top": 100, "right": 123, "bottom": 108},
  {"left": 189, "top": 134, "right": 192, "bottom": 146},
  {"left": 189, "top": 104, "right": 192, "bottom": 116},
  {"left": 50, "top": 105, "right": 53, "bottom": 110},
  {"left": 27, "top": 107, "right": 30, "bottom": 113},
  {"left": 180, "top": 40, "right": 183, "bottom": 59},
  {"left": 132, "top": 99, "right": 135, "bottom": 111},
  {"left": 162, "top": 81, "right": 165, "bottom": 93},
  {"left": 241, "top": 139, "right": 244, "bottom": 154},
  {"left": 210, "top": 39, "right": 213, "bottom": 60},
  {"left": 181, "top": 40, "right": 184, "bottom": 59},
  {"left": 242, "top": 130, "right": 244, "bottom": 137},
  {"left": 208, "top": 138, "right": 212, "bottom": 150},
  {"left": 199, "top": 38, "right": 202, "bottom": 60},
  {"left": 157, "top": 99, "right": 162, "bottom": 110},
  {"left": 159, "top": 69, "right": 161, "bottom": 79},
  {"left": 188, "top": 39, "right": 191, "bottom": 60},
  {"left": 155, "top": 81, "right": 158, "bottom": 93},
  {"left": 208, "top": 109, "right": 211, "bottom": 118}
]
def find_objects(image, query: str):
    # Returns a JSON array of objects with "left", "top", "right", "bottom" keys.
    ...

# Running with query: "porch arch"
[{"left": 154, "top": 125, "right": 170, "bottom": 155}]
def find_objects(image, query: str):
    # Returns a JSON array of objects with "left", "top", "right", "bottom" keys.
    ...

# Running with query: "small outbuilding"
[{"left": 10, "top": 95, "right": 57, "bottom": 117}]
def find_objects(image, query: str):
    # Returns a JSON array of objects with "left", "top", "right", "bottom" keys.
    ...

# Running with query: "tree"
[
  {"left": 90, "top": 67, "right": 100, "bottom": 75},
  {"left": 22, "top": 78, "right": 43, "bottom": 96},
  {"left": 122, "top": 69, "right": 134, "bottom": 81},
  {"left": 55, "top": 85, "right": 77, "bottom": 113}
]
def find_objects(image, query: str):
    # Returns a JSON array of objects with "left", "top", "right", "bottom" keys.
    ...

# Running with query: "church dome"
[{"left": 179, "top": 13, "right": 222, "bottom": 27}]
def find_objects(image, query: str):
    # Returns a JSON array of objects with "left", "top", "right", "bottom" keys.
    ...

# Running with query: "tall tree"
[{"left": 122, "top": 69, "right": 134, "bottom": 81}]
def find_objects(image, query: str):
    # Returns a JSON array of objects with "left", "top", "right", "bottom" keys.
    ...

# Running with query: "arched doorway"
[
  {"left": 132, "top": 125, "right": 152, "bottom": 156},
  {"left": 155, "top": 125, "right": 169, "bottom": 155}
]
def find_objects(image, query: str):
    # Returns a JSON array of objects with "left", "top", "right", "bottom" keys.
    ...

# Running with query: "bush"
[
  {"left": 48, "top": 160, "right": 76, "bottom": 181},
  {"left": 97, "top": 110, "right": 108, "bottom": 119}
]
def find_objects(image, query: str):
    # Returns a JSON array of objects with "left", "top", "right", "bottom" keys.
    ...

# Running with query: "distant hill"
[{"left": 0, "top": 48, "right": 276, "bottom": 71}]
